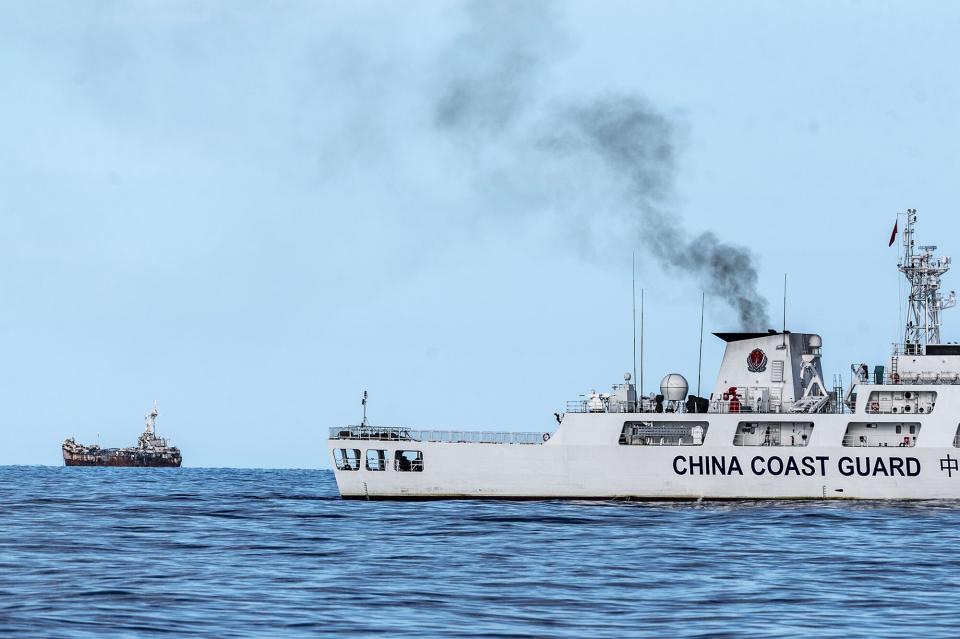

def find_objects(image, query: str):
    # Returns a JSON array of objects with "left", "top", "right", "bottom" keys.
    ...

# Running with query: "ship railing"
[
  {"left": 329, "top": 425, "right": 546, "bottom": 445},
  {"left": 621, "top": 437, "right": 702, "bottom": 446},
  {"left": 709, "top": 400, "right": 782, "bottom": 414},
  {"left": 567, "top": 399, "right": 623, "bottom": 413},
  {"left": 567, "top": 399, "right": 788, "bottom": 414},
  {"left": 566, "top": 400, "right": 637, "bottom": 413},
  {"left": 853, "top": 373, "right": 960, "bottom": 385},
  {"left": 567, "top": 400, "right": 689, "bottom": 414},
  {"left": 891, "top": 343, "right": 925, "bottom": 356},
  {"left": 841, "top": 435, "right": 913, "bottom": 447},
  {"left": 732, "top": 434, "right": 777, "bottom": 446},
  {"left": 732, "top": 434, "right": 811, "bottom": 446}
]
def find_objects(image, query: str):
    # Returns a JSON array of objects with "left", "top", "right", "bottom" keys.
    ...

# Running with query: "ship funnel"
[{"left": 660, "top": 374, "right": 689, "bottom": 402}]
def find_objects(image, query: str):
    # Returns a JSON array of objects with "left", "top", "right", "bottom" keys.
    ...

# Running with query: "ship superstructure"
[
  {"left": 329, "top": 210, "right": 960, "bottom": 499},
  {"left": 63, "top": 402, "right": 182, "bottom": 467}
]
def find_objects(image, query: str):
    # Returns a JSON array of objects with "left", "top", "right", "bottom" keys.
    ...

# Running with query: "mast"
[
  {"left": 900, "top": 209, "right": 956, "bottom": 354},
  {"left": 632, "top": 253, "right": 637, "bottom": 390},
  {"left": 782, "top": 273, "right": 787, "bottom": 349},
  {"left": 697, "top": 291, "right": 704, "bottom": 397},
  {"left": 640, "top": 288, "right": 644, "bottom": 397},
  {"left": 145, "top": 401, "right": 158, "bottom": 434}
]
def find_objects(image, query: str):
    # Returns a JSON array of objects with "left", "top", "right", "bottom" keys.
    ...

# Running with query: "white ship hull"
[
  {"left": 330, "top": 410, "right": 960, "bottom": 500},
  {"left": 330, "top": 211, "right": 960, "bottom": 500}
]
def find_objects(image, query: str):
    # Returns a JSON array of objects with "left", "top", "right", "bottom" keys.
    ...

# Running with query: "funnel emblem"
[{"left": 747, "top": 348, "right": 768, "bottom": 373}]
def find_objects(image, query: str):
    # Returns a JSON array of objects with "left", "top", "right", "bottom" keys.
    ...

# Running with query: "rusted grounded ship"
[{"left": 62, "top": 402, "right": 182, "bottom": 467}]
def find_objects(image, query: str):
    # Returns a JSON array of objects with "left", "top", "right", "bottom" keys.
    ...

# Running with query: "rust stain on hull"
[
  {"left": 62, "top": 402, "right": 182, "bottom": 468},
  {"left": 63, "top": 452, "right": 182, "bottom": 467}
]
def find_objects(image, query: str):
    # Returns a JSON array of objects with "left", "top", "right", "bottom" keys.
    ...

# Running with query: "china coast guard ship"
[{"left": 330, "top": 210, "right": 960, "bottom": 499}]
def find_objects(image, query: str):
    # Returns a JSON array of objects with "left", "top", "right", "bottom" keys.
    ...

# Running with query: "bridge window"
[
  {"left": 333, "top": 448, "right": 361, "bottom": 471},
  {"left": 395, "top": 450, "right": 423, "bottom": 472},
  {"left": 733, "top": 422, "right": 813, "bottom": 446},
  {"left": 619, "top": 421, "right": 708, "bottom": 446},
  {"left": 366, "top": 449, "right": 389, "bottom": 471},
  {"left": 843, "top": 423, "right": 920, "bottom": 447}
]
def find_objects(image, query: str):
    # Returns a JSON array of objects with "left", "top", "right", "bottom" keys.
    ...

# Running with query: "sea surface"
[{"left": 3, "top": 466, "right": 960, "bottom": 638}]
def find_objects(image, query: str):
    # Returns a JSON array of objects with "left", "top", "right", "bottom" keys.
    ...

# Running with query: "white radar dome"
[
  {"left": 809, "top": 335, "right": 822, "bottom": 348},
  {"left": 660, "top": 374, "right": 689, "bottom": 402}
]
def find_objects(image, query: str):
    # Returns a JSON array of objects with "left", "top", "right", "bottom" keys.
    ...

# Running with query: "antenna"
[
  {"left": 697, "top": 291, "right": 704, "bottom": 397},
  {"left": 362, "top": 390, "right": 368, "bottom": 426},
  {"left": 782, "top": 273, "right": 787, "bottom": 333},
  {"left": 897, "top": 210, "right": 904, "bottom": 345},
  {"left": 640, "top": 288, "right": 644, "bottom": 397},
  {"left": 632, "top": 253, "right": 637, "bottom": 389},
  {"left": 781, "top": 273, "right": 787, "bottom": 349}
]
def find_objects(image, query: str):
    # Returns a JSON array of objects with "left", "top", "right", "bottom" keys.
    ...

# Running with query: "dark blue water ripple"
[{"left": 3, "top": 467, "right": 960, "bottom": 638}]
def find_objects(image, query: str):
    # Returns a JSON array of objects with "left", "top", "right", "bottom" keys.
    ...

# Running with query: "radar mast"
[
  {"left": 900, "top": 209, "right": 956, "bottom": 354},
  {"left": 145, "top": 401, "right": 159, "bottom": 434}
]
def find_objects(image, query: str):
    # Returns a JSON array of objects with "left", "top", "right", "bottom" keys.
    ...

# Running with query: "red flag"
[{"left": 888, "top": 220, "right": 898, "bottom": 247}]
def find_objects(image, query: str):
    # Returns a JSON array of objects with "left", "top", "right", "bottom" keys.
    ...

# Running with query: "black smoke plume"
[{"left": 434, "top": 1, "right": 770, "bottom": 330}]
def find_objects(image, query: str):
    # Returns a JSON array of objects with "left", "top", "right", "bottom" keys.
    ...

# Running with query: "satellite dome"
[
  {"left": 660, "top": 374, "right": 689, "bottom": 402},
  {"left": 809, "top": 335, "right": 822, "bottom": 348}
]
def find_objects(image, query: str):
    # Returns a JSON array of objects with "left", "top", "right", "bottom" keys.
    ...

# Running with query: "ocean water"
[{"left": 3, "top": 467, "right": 960, "bottom": 638}]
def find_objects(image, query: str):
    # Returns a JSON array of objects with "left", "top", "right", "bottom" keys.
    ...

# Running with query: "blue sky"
[{"left": 2, "top": 1, "right": 959, "bottom": 467}]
